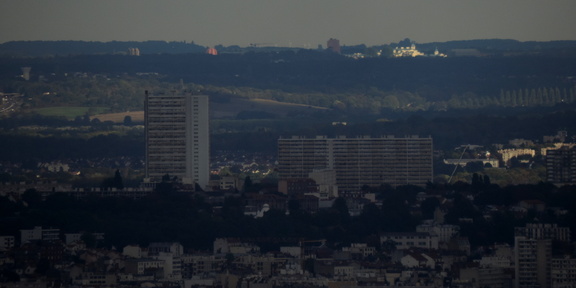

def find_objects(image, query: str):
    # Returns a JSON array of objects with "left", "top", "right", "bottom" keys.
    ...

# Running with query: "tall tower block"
[{"left": 144, "top": 91, "right": 210, "bottom": 189}]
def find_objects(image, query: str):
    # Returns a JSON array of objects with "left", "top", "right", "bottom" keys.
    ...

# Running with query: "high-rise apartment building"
[
  {"left": 546, "top": 145, "right": 576, "bottom": 185},
  {"left": 277, "top": 136, "right": 433, "bottom": 191},
  {"left": 514, "top": 236, "right": 552, "bottom": 288},
  {"left": 552, "top": 257, "right": 576, "bottom": 288},
  {"left": 513, "top": 223, "right": 571, "bottom": 288},
  {"left": 144, "top": 91, "right": 209, "bottom": 189}
]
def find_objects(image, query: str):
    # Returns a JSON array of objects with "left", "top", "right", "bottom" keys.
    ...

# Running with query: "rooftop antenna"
[{"left": 448, "top": 144, "right": 469, "bottom": 183}]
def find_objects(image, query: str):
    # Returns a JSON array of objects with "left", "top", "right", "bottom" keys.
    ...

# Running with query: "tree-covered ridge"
[
  {"left": 2, "top": 51, "right": 576, "bottom": 114},
  {"left": 3, "top": 74, "right": 576, "bottom": 116}
]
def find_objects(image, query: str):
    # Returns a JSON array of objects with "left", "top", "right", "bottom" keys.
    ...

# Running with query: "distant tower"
[
  {"left": 327, "top": 38, "right": 341, "bottom": 54},
  {"left": 206, "top": 47, "right": 218, "bottom": 55},
  {"left": 21, "top": 67, "right": 31, "bottom": 81}
]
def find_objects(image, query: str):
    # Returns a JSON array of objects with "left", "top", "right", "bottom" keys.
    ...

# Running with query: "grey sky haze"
[{"left": 1, "top": 0, "right": 575, "bottom": 47}]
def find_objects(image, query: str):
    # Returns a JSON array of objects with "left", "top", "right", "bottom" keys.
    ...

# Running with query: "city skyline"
[{"left": 1, "top": 0, "right": 576, "bottom": 48}]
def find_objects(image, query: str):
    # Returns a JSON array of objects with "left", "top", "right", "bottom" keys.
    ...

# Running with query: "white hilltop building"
[
  {"left": 393, "top": 44, "right": 424, "bottom": 57},
  {"left": 432, "top": 47, "right": 447, "bottom": 57},
  {"left": 393, "top": 44, "right": 447, "bottom": 58}
]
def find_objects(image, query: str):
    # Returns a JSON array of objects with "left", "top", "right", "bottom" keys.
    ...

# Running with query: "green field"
[{"left": 32, "top": 107, "right": 109, "bottom": 119}]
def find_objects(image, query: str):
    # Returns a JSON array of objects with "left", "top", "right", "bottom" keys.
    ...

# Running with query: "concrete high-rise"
[
  {"left": 514, "top": 236, "right": 551, "bottom": 288},
  {"left": 144, "top": 91, "right": 209, "bottom": 189},
  {"left": 512, "top": 223, "right": 570, "bottom": 288},
  {"left": 546, "top": 145, "right": 576, "bottom": 185},
  {"left": 278, "top": 135, "right": 433, "bottom": 191}
]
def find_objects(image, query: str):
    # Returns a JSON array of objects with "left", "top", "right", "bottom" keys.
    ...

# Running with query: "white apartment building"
[
  {"left": 341, "top": 243, "right": 376, "bottom": 258},
  {"left": 459, "top": 266, "right": 512, "bottom": 288},
  {"left": 213, "top": 238, "right": 261, "bottom": 255},
  {"left": 124, "top": 258, "right": 165, "bottom": 275},
  {"left": 157, "top": 252, "right": 182, "bottom": 280},
  {"left": 0, "top": 236, "right": 15, "bottom": 251},
  {"left": 144, "top": 91, "right": 209, "bottom": 189},
  {"left": 498, "top": 148, "right": 536, "bottom": 164},
  {"left": 148, "top": 242, "right": 184, "bottom": 257},
  {"left": 416, "top": 222, "right": 460, "bottom": 243},
  {"left": 64, "top": 232, "right": 104, "bottom": 244},
  {"left": 20, "top": 226, "right": 60, "bottom": 245},
  {"left": 380, "top": 232, "right": 439, "bottom": 250},
  {"left": 514, "top": 223, "right": 571, "bottom": 242},
  {"left": 123, "top": 245, "right": 144, "bottom": 258},
  {"left": 278, "top": 135, "right": 433, "bottom": 191},
  {"left": 478, "top": 256, "right": 511, "bottom": 268},
  {"left": 181, "top": 254, "right": 224, "bottom": 278},
  {"left": 72, "top": 273, "right": 117, "bottom": 287}
]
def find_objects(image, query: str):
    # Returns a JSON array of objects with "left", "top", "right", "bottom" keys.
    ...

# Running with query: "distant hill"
[
  {"left": 414, "top": 39, "right": 576, "bottom": 56},
  {"left": 0, "top": 40, "right": 207, "bottom": 57},
  {"left": 3, "top": 39, "right": 576, "bottom": 57}
]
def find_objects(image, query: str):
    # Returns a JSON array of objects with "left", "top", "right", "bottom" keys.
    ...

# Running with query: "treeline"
[
  {"left": 2, "top": 181, "right": 576, "bottom": 251},
  {"left": 4, "top": 76, "right": 576, "bottom": 117},
  {"left": 4, "top": 39, "right": 576, "bottom": 57},
  {"left": 445, "top": 86, "right": 576, "bottom": 109},
  {"left": 1, "top": 103, "right": 575, "bottom": 164},
  {"left": 0, "top": 41, "right": 206, "bottom": 57},
  {"left": 0, "top": 133, "right": 144, "bottom": 162},
  {"left": 1, "top": 76, "right": 167, "bottom": 112}
]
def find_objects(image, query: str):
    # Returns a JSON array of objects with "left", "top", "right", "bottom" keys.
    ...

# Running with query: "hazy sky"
[{"left": 1, "top": 0, "right": 575, "bottom": 47}]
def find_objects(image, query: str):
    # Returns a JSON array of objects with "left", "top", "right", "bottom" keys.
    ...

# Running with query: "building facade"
[
  {"left": 552, "top": 256, "right": 576, "bottom": 288},
  {"left": 514, "top": 223, "right": 571, "bottom": 243},
  {"left": 144, "top": 91, "right": 209, "bottom": 188},
  {"left": 0, "top": 235, "right": 15, "bottom": 251},
  {"left": 546, "top": 145, "right": 576, "bottom": 185},
  {"left": 514, "top": 236, "right": 552, "bottom": 288},
  {"left": 20, "top": 226, "right": 60, "bottom": 245},
  {"left": 380, "top": 232, "right": 439, "bottom": 250},
  {"left": 277, "top": 136, "right": 433, "bottom": 191},
  {"left": 513, "top": 223, "right": 571, "bottom": 288}
]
